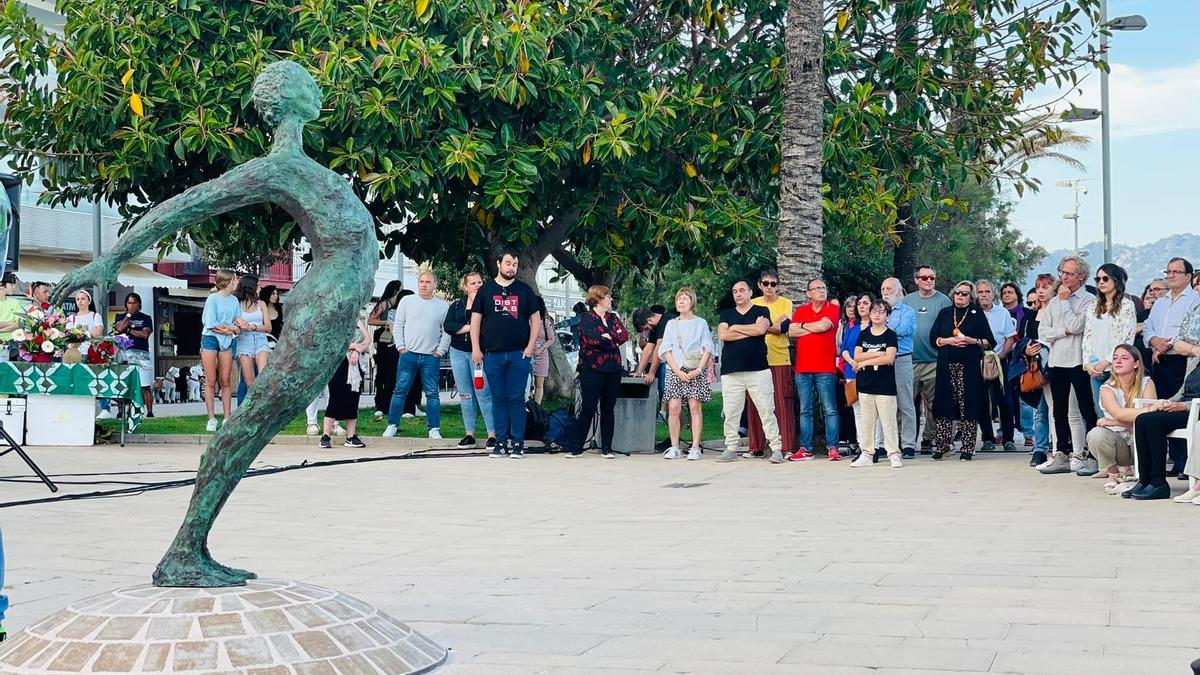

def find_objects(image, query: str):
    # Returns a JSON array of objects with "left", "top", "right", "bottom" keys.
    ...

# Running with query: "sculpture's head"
[{"left": 252, "top": 60, "right": 322, "bottom": 128}]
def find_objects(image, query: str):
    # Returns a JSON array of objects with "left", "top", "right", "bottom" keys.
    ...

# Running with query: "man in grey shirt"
[
  {"left": 384, "top": 271, "right": 451, "bottom": 439},
  {"left": 900, "top": 265, "right": 951, "bottom": 452}
]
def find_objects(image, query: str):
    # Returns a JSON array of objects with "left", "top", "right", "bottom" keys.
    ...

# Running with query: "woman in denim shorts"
[
  {"left": 234, "top": 275, "right": 272, "bottom": 405},
  {"left": 201, "top": 270, "right": 241, "bottom": 432}
]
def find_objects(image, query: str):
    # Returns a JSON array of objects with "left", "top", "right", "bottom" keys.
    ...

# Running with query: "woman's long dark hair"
[
  {"left": 259, "top": 284, "right": 282, "bottom": 324},
  {"left": 234, "top": 274, "right": 260, "bottom": 305},
  {"left": 379, "top": 280, "right": 403, "bottom": 311},
  {"left": 1093, "top": 263, "right": 1128, "bottom": 319}
]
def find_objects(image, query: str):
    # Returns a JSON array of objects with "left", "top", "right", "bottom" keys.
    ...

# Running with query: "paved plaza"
[{"left": 2, "top": 442, "right": 1199, "bottom": 674}]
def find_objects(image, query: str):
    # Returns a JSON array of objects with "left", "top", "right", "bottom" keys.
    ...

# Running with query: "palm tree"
[
  {"left": 995, "top": 112, "right": 1092, "bottom": 183},
  {"left": 775, "top": 0, "right": 824, "bottom": 295}
]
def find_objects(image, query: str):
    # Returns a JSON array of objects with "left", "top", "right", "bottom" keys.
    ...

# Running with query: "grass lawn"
[{"left": 103, "top": 393, "right": 729, "bottom": 441}]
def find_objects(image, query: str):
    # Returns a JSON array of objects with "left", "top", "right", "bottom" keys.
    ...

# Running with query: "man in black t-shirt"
[
  {"left": 470, "top": 248, "right": 541, "bottom": 458},
  {"left": 715, "top": 279, "right": 782, "bottom": 463}
]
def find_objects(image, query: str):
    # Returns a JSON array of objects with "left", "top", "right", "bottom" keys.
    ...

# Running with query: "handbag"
[
  {"left": 982, "top": 350, "right": 1002, "bottom": 381},
  {"left": 1020, "top": 355, "right": 1047, "bottom": 393},
  {"left": 844, "top": 379, "right": 858, "bottom": 406}
]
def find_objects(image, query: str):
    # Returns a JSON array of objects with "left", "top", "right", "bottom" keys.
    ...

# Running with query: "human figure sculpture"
[{"left": 52, "top": 61, "right": 378, "bottom": 587}]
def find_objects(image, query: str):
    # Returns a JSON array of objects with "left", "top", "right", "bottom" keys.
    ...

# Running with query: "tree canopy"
[{"left": 0, "top": 0, "right": 783, "bottom": 278}]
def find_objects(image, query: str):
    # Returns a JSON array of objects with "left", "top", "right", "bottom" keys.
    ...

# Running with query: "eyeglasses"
[
  {"left": 1164, "top": 270, "right": 1188, "bottom": 276},
  {"left": 808, "top": 286, "right": 826, "bottom": 292},
  {"left": 1025, "top": 302, "right": 1037, "bottom": 308},
  {"left": 1149, "top": 287, "right": 1167, "bottom": 293},
  {"left": 1094, "top": 275, "right": 1111, "bottom": 283},
  {"left": 760, "top": 281, "right": 778, "bottom": 287},
  {"left": 1058, "top": 269, "right": 1079, "bottom": 277},
  {"left": 916, "top": 275, "right": 936, "bottom": 281},
  {"left": 953, "top": 291, "right": 971, "bottom": 297}
]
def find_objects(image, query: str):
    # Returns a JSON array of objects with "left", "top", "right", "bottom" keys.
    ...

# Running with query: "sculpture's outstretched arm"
[{"left": 50, "top": 162, "right": 268, "bottom": 305}]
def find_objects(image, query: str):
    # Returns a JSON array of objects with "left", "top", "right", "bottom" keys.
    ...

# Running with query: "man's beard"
[{"left": 499, "top": 269, "right": 517, "bottom": 280}]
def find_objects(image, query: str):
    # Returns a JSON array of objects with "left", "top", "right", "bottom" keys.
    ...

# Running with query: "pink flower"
[{"left": 41, "top": 341, "right": 55, "bottom": 354}]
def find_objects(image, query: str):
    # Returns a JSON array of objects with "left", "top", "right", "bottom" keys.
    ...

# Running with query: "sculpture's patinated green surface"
[{"left": 51, "top": 61, "right": 378, "bottom": 587}]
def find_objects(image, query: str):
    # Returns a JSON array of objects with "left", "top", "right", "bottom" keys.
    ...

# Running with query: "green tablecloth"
[{"left": 0, "top": 362, "right": 146, "bottom": 431}]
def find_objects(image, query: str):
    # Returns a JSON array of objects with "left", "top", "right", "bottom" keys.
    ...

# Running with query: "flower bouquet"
[
  {"left": 85, "top": 334, "right": 134, "bottom": 366},
  {"left": 10, "top": 308, "right": 78, "bottom": 363}
]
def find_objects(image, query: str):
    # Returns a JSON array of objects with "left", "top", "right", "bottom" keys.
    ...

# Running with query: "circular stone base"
[{"left": 0, "top": 579, "right": 447, "bottom": 674}]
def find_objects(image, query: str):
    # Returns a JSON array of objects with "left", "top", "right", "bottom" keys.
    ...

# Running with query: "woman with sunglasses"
[
  {"left": 928, "top": 281, "right": 993, "bottom": 460},
  {"left": 1082, "top": 264, "right": 1136, "bottom": 425}
]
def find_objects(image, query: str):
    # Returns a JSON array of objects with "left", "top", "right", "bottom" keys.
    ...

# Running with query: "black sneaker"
[
  {"left": 457, "top": 434, "right": 476, "bottom": 448},
  {"left": 901, "top": 448, "right": 916, "bottom": 459},
  {"left": 319, "top": 435, "right": 332, "bottom": 449},
  {"left": 510, "top": 445, "right": 525, "bottom": 459},
  {"left": 485, "top": 437, "right": 497, "bottom": 450},
  {"left": 920, "top": 440, "right": 933, "bottom": 455},
  {"left": 344, "top": 435, "right": 366, "bottom": 449},
  {"left": 147, "top": 411, "right": 155, "bottom": 418}
]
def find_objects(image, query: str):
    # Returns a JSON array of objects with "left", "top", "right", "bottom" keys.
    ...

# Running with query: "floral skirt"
[{"left": 663, "top": 368, "right": 712, "bottom": 403}]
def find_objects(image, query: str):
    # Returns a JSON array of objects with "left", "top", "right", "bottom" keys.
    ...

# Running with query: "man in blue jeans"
[
  {"left": 785, "top": 278, "right": 842, "bottom": 460},
  {"left": 470, "top": 249, "right": 541, "bottom": 459},
  {"left": 383, "top": 271, "right": 451, "bottom": 440}
]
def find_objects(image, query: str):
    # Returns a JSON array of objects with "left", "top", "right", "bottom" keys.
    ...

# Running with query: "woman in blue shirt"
[
  {"left": 201, "top": 270, "right": 241, "bottom": 432},
  {"left": 838, "top": 294, "right": 872, "bottom": 457}
]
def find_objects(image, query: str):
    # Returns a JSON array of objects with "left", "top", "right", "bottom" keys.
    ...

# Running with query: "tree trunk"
[
  {"left": 515, "top": 257, "right": 575, "bottom": 400},
  {"left": 777, "top": 0, "right": 825, "bottom": 297},
  {"left": 892, "top": 202, "right": 918, "bottom": 289}
]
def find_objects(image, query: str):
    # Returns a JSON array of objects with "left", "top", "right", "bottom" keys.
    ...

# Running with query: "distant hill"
[{"left": 1024, "top": 234, "right": 1200, "bottom": 296}]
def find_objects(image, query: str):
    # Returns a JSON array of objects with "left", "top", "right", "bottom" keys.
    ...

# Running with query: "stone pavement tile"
[
  {"left": 1109, "top": 607, "right": 1200, "bottom": 628},
  {"left": 914, "top": 620, "right": 1011, "bottom": 640},
  {"left": 1102, "top": 643, "right": 1200, "bottom": 662},
  {"left": 758, "top": 599, "right": 932, "bottom": 620},
  {"left": 925, "top": 604, "right": 1109, "bottom": 626},
  {"left": 778, "top": 642, "right": 996, "bottom": 671},
  {"left": 989, "top": 650, "right": 1183, "bottom": 674},
  {"left": 1003, "top": 622, "right": 1200, "bottom": 648},
  {"left": 432, "top": 624, "right": 609, "bottom": 659},
  {"left": 466, "top": 651, "right": 667, "bottom": 671},
  {"left": 585, "top": 635, "right": 795, "bottom": 663}
]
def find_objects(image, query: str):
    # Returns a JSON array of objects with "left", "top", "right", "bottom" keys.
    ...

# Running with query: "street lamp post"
[
  {"left": 1062, "top": 4, "right": 1146, "bottom": 264},
  {"left": 1056, "top": 179, "right": 1088, "bottom": 254}
]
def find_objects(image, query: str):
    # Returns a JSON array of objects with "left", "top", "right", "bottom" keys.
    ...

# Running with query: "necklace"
[{"left": 951, "top": 307, "right": 968, "bottom": 336}]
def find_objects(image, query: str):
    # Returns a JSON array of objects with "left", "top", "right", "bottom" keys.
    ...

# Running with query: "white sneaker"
[
  {"left": 205, "top": 418, "right": 219, "bottom": 433},
  {"left": 1173, "top": 489, "right": 1200, "bottom": 503},
  {"left": 382, "top": 425, "right": 398, "bottom": 437},
  {"left": 687, "top": 448, "right": 702, "bottom": 461},
  {"left": 402, "top": 413, "right": 415, "bottom": 419},
  {"left": 850, "top": 454, "right": 872, "bottom": 468},
  {"left": 890, "top": 456, "right": 904, "bottom": 468},
  {"left": 333, "top": 423, "right": 347, "bottom": 436},
  {"left": 429, "top": 428, "right": 442, "bottom": 439},
  {"left": 372, "top": 410, "right": 384, "bottom": 421},
  {"left": 663, "top": 447, "right": 681, "bottom": 460},
  {"left": 1035, "top": 453, "right": 1058, "bottom": 470},
  {"left": 96, "top": 409, "right": 115, "bottom": 420},
  {"left": 414, "top": 406, "right": 426, "bottom": 418},
  {"left": 1069, "top": 455, "right": 1085, "bottom": 472},
  {"left": 306, "top": 424, "right": 320, "bottom": 436}
]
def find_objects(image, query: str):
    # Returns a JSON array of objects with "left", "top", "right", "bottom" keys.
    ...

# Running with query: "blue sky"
[{"left": 1007, "top": 0, "right": 1200, "bottom": 252}]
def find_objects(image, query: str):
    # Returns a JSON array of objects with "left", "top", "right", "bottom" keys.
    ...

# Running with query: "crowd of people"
[{"left": 618, "top": 256, "right": 1196, "bottom": 504}]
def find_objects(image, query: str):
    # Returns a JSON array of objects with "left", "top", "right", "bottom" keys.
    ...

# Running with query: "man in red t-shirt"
[{"left": 785, "top": 278, "right": 842, "bottom": 460}]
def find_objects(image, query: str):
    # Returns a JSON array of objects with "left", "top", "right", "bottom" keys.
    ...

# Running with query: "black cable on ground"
[{"left": 0, "top": 448, "right": 485, "bottom": 509}]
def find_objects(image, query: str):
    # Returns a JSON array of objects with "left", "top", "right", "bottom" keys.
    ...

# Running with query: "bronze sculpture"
[{"left": 52, "top": 61, "right": 378, "bottom": 587}]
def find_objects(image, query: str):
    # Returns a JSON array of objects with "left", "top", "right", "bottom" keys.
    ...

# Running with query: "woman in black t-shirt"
[{"left": 850, "top": 300, "right": 901, "bottom": 468}]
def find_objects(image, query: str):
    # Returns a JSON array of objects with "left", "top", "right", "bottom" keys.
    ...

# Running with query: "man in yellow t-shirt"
[
  {"left": 746, "top": 271, "right": 797, "bottom": 456},
  {"left": 0, "top": 273, "right": 24, "bottom": 343}
]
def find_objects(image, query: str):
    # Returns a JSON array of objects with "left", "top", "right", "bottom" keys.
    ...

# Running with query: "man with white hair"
[
  {"left": 384, "top": 270, "right": 451, "bottom": 439},
  {"left": 1037, "top": 255, "right": 1097, "bottom": 474},
  {"left": 880, "top": 278, "right": 917, "bottom": 458}
]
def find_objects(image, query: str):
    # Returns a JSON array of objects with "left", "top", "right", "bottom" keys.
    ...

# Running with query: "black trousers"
[
  {"left": 1151, "top": 354, "right": 1189, "bottom": 466},
  {"left": 374, "top": 344, "right": 421, "bottom": 414},
  {"left": 979, "top": 376, "right": 1015, "bottom": 443},
  {"left": 574, "top": 368, "right": 621, "bottom": 452},
  {"left": 1048, "top": 365, "right": 1098, "bottom": 454},
  {"left": 1134, "top": 410, "right": 1188, "bottom": 485}
]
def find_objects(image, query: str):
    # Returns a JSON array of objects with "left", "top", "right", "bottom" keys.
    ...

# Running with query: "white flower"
[
  {"left": 29, "top": 310, "right": 44, "bottom": 321},
  {"left": 49, "top": 328, "right": 63, "bottom": 340},
  {"left": 41, "top": 341, "right": 55, "bottom": 353},
  {"left": 11, "top": 329, "right": 27, "bottom": 342}
]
